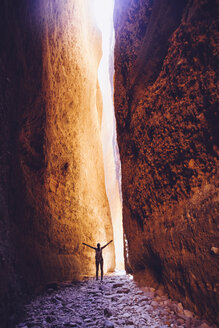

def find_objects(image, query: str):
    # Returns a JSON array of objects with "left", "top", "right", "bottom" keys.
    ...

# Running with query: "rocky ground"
[{"left": 16, "top": 273, "right": 215, "bottom": 328}]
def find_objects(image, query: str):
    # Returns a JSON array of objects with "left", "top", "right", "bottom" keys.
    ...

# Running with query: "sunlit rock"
[
  {"left": 93, "top": 0, "right": 124, "bottom": 270},
  {"left": 0, "top": 0, "right": 115, "bottom": 324}
]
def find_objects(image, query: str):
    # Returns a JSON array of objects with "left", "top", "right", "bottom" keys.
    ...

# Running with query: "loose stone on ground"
[{"left": 16, "top": 274, "right": 216, "bottom": 328}]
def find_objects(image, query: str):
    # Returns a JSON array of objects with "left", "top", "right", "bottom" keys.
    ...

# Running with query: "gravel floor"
[{"left": 16, "top": 273, "right": 215, "bottom": 328}]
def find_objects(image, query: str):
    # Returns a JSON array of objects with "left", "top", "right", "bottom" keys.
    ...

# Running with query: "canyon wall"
[
  {"left": 0, "top": 0, "right": 115, "bottom": 325},
  {"left": 114, "top": 0, "right": 218, "bottom": 324}
]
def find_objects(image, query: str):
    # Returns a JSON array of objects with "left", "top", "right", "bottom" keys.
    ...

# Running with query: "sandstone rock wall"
[
  {"left": 114, "top": 0, "right": 218, "bottom": 324},
  {"left": 0, "top": 0, "right": 115, "bottom": 325}
]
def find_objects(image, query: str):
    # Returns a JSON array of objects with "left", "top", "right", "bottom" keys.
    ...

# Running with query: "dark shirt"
[{"left": 95, "top": 248, "right": 103, "bottom": 262}]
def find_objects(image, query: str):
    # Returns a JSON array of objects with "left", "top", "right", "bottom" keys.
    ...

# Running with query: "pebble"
[
  {"left": 16, "top": 274, "right": 216, "bottom": 328},
  {"left": 104, "top": 320, "right": 114, "bottom": 328},
  {"left": 104, "top": 308, "right": 112, "bottom": 317}
]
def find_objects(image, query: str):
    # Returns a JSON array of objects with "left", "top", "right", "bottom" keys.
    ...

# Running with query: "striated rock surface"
[
  {"left": 0, "top": 0, "right": 115, "bottom": 325},
  {"left": 114, "top": 0, "right": 219, "bottom": 324}
]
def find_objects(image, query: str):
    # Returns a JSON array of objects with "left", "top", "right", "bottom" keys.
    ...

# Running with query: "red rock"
[{"left": 114, "top": 0, "right": 218, "bottom": 325}]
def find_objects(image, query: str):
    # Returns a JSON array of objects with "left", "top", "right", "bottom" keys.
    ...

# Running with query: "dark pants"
[{"left": 96, "top": 260, "right": 103, "bottom": 280}]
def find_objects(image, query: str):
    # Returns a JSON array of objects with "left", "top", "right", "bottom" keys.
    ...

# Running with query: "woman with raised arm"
[{"left": 82, "top": 240, "right": 113, "bottom": 281}]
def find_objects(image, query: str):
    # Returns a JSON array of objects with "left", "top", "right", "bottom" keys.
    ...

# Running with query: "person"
[{"left": 82, "top": 240, "right": 113, "bottom": 280}]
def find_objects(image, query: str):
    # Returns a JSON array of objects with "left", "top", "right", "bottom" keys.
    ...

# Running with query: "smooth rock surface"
[{"left": 0, "top": 0, "right": 115, "bottom": 325}]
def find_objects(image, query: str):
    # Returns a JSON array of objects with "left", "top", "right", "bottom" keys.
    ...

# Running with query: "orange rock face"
[
  {"left": 0, "top": 0, "right": 115, "bottom": 324},
  {"left": 114, "top": 0, "right": 218, "bottom": 324}
]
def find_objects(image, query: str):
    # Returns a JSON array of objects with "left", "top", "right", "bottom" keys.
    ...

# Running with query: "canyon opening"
[
  {"left": 0, "top": 0, "right": 218, "bottom": 327},
  {"left": 92, "top": 0, "right": 124, "bottom": 271}
]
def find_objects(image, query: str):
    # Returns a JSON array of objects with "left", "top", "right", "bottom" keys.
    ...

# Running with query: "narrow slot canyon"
[
  {"left": 93, "top": 0, "right": 124, "bottom": 271},
  {"left": 0, "top": 1, "right": 218, "bottom": 328}
]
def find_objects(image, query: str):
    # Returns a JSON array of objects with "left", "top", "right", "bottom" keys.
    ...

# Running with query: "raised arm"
[
  {"left": 101, "top": 240, "right": 113, "bottom": 250},
  {"left": 82, "top": 243, "right": 96, "bottom": 250}
]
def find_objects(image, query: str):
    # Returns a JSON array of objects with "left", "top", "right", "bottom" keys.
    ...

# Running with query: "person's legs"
[
  {"left": 100, "top": 260, "right": 103, "bottom": 281},
  {"left": 96, "top": 261, "right": 99, "bottom": 280}
]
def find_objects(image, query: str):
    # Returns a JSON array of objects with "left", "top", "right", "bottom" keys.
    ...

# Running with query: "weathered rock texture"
[
  {"left": 114, "top": 0, "right": 219, "bottom": 324},
  {"left": 0, "top": 0, "right": 115, "bottom": 325}
]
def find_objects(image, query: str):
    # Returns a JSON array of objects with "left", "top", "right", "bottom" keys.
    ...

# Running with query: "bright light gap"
[{"left": 91, "top": 0, "right": 125, "bottom": 271}]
